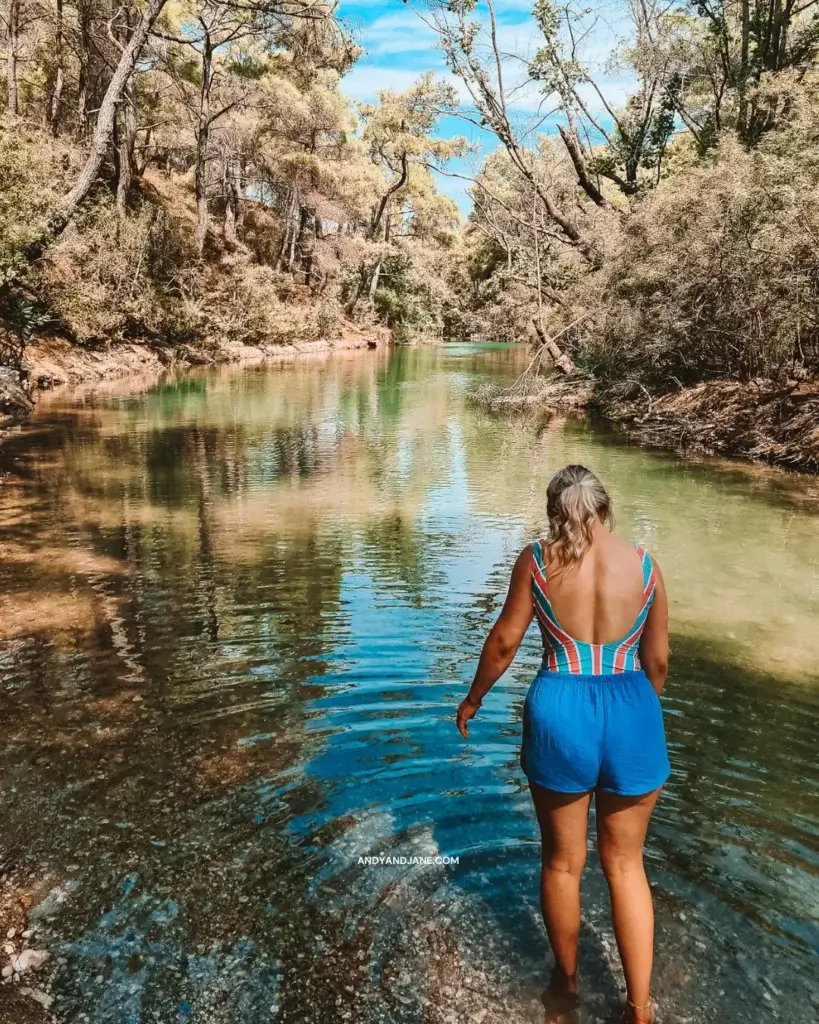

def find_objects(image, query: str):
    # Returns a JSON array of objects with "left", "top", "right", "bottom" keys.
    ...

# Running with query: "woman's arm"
[
  {"left": 639, "top": 561, "right": 670, "bottom": 695},
  {"left": 456, "top": 545, "right": 535, "bottom": 738}
]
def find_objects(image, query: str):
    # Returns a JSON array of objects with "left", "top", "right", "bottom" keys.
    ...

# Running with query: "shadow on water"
[{"left": 0, "top": 346, "right": 817, "bottom": 1022}]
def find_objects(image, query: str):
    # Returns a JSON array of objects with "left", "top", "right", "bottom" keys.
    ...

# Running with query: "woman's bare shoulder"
[
  {"left": 508, "top": 543, "right": 535, "bottom": 579},
  {"left": 517, "top": 541, "right": 536, "bottom": 564}
]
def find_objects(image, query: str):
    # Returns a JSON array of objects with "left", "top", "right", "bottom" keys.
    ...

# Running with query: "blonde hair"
[{"left": 546, "top": 465, "right": 613, "bottom": 570}]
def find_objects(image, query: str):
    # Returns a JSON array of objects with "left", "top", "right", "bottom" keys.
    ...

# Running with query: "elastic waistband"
[{"left": 533, "top": 669, "right": 648, "bottom": 685}]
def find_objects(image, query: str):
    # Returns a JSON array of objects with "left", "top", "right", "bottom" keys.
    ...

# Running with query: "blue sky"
[{"left": 337, "top": 1, "right": 636, "bottom": 215}]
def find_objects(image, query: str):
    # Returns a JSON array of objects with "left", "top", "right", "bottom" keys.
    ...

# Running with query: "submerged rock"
[
  {"left": 21, "top": 986, "right": 55, "bottom": 1010},
  {"left": 11, "top": 948, "right": 51, "bottom": 975},
  {"left": 0, "top": 367, "right": 34, "bottom": 422}
]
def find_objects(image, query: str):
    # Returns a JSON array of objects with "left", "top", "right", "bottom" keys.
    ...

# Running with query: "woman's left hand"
[{"left": 456, "top": 698, "right": 480, "bottom": 739}]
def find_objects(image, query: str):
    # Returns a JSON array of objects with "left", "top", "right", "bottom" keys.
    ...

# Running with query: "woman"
[{"left": 457, "top": 465, "right": 670, "bottom": 1024}]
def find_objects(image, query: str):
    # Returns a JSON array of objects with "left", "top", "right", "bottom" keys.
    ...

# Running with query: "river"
[{"left": 0, "top": 344, "right": 817, "bottom": 1023}]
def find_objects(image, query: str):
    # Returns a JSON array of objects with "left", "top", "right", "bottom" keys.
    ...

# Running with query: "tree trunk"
[
  {"left": 236, "top": 156, "right": 246, "bottom": 236},
  {"left": 367, "top": 152, "right": 408, "bottom": 241},
  {"left": 76, "top": 4, "right": 91, "bottom": 135},
  {"left": 136, "top": 125, "right": 153, "bottom": 175},
  {"left": 276, "top": 189, "right": 296, "bottom": 269},
  {"left": 345, "top": 265, "right": 368, "bottom": 316},
  {"left": 61, "top": 0, "right": 168, "bottom": 225},
  {"left": 296, "top": 206, "right": 312, "bottom": 282},
  {"left": 558, "top": 125, "right": 607, "bottom": 207},
  {"left": 224, "top": 188, "right": 237, "bottom": 246},
  {"left": 115, "top": 6, "right": 136, "bottom": 219},
  {"left": 49, "top": 0, "right": 64, "bottom": 133},
  {"left": 367, "top": 260, "right": 382, "bottom": 302},
  {"left": 348, "top": 158, "right": 408, "bottom": 315},
  {"left": 5, "top": 0, "right": 20, "bottom": 117},
  {"left": 194, "top": 34, "right": 214, "bottom": 257},
  {"left": 116, "top": 97, "right": 136, "bottom": 219},
  {"left": 532, "top": 318, "right": 575, "bottom": 375},
  {"left": 367, "top": 208, "right": 392, "bottom": 300},
  {"left": 286, "top": 202, "right": 301, "bottom": 271},
  {"left": 223, "top": 157, "right": 238, "bottom": 246},
  {"left": 112, "top": 107, "right": 122, "bottom": 198}
]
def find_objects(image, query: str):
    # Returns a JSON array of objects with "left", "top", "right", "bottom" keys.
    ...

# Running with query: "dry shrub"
[
  {"left": 315, "top": 298, "right": 342, "bottom": 338},
  {"left": 33, "top": 197, "right": 198, "bottom": 344},
  {"left": 1, "top": 122, "right": 362, "bottom": 354},
  {"left": 242, "top": 205, "right": 284, "bottom": 267},
  {"left": 199, "top": 262, "right": 317, "bottom": 345},
  {"left": 0, "top": 119, "right": 78, "bottom": 286},
  {"left": 566, "top": 130, "right": 819, "bottom": 397}
]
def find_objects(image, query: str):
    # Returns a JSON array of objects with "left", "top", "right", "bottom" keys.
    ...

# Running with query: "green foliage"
[
  {"left": 0, "top": 298, "right": 51, "bottom": 368},
  {"left": 375, "top": 286, "right": 433, "bottom": 345},
  {"left": 434, "top": 0, "right": 819, "bottom": 401},
  {"left": 0, "top": 0, "right": 463, "bottom": 357},
  {"left": 568, "top": 128, "right": 819, "bottom": 392},
  {"left": 374, "top": 249, "right": 445, "bottom": 344},
  {"left": 315, "top": 299, "right": 341, "bottom": 339}
]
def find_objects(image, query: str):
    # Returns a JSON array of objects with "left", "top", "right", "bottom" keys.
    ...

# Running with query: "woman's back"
[
  {"left": 532, "top": 525, "right": 658, "bottom": 676},
  {"left": 543, "top": 530, "right": 648, "bottom": 645}
]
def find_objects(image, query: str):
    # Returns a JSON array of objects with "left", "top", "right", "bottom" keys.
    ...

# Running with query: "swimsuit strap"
[{"left": 635, "top": 546, "right": 657, "bottom": 610}]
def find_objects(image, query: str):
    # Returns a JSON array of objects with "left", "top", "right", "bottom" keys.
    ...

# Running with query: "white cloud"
[
  {"left": 340, "top": 2, "right": 639, "bottom": 119},
  {"left": 338, "top": 0, "right": 405, "bottom": 7},
  {"left": 343, "top": 61, "right": 478, "bottom": 107},
  {"left": 342, "top": 65, "right": 436, "bottom": 101},
  {"left": 357, "top": 10, "right": 442, "bottom": 56}
]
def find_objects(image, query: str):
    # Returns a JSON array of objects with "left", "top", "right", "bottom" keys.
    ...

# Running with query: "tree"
[
  {"left": 156, "top": 1, "right": 264, "bottom": 253},
  {"left": 1, "top": 0, "right": 41, "bottom": 116},
  {"left": 1, "top": 0, "right": 470, "bottom": 355},
  {"left": 59, "top": 0, "right": 169, "bottom": 224},
  {"left": 605, "top": 0, "right": 819, "bottom": 153},
  {"left": 346, "top": 72, "right": 466, "bottom": 313},
  {"left": 530, "top": 0, "right": 675, "bottom": 197},
  {"left": 49, "top": 0, "right": 64, "bottom": 132},
  {"left": 153, "top": 1, "right": 340, "bottom": 254},
  {"left": 412, "top": 0, "right": 603, "bottom": 266}
]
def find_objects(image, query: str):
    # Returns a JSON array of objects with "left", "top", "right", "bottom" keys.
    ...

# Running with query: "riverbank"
[
  {"left": 6, "top": 341, "right": 818, "bottom": 475},
  {"left": 472, "top": 372, "right": 819, "bottom": 474},
  {"left": 607, "top": 378, "right": 819, "bottom": 473},
  {"left": 0, "top": 324, "right": 389, "bottom": 432}
]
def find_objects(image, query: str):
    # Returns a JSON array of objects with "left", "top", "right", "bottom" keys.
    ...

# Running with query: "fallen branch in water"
[
  {"left": 531, "top": 317, "right": 579, "bottom": 375},
  {"left": 469, "top": 314, "right": 591, "bottom": 412}
]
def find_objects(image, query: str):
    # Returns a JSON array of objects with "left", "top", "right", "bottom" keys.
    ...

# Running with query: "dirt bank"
[
  {"left": 606, "top": 378, "right": 819, "bottom": 473},
  {"left": 472, "top": 372, "right": 819, "bottom": 473},
  {"left": 0, "top": 322, "right": 390, "bottom": 430}
]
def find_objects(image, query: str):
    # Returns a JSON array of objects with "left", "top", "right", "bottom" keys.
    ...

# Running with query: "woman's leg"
[
  {"left": 596, "top": 788, "right": 662, "bottom": 1020},
  {"left": 529, "top": 782, "right": 593, "bottom": 990}
]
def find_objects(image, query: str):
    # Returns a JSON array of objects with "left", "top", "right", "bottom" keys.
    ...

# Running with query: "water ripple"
[{"left": 0, "top": 347, "right": 817, "bottom": 1022}]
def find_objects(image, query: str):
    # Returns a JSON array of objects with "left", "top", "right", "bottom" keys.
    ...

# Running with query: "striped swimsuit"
[
  {"left": 521, "top": 539, "right": 671, "bottom": 796},
  {"left": 531, "top": 539, "right": 657, "bottom": 674}
]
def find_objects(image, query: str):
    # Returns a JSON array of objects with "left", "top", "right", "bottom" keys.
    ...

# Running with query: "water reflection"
[{"left": 0, "top": 345, "right": 817, "bottom": 1023}]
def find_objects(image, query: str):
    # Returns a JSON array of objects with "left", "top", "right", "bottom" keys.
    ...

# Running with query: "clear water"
[{"left": 0, "top": 345, "right": 817, "bottom": 1023}]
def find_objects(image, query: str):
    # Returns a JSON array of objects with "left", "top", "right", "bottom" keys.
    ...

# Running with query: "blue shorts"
[{"left": 521, "top": 669, "right": 671, "bottom": 796}]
